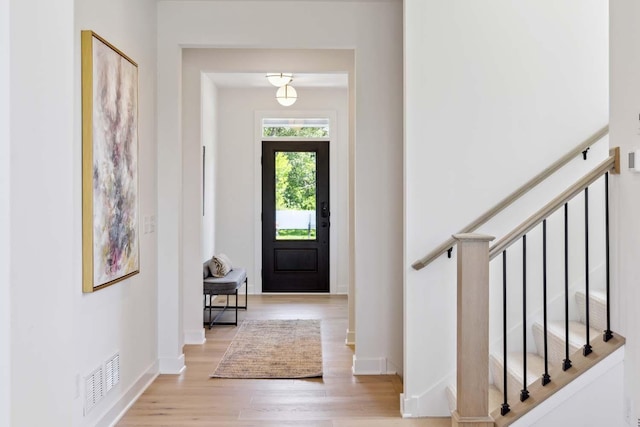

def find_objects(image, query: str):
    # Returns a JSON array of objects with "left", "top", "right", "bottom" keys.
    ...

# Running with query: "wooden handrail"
[
  {"left": 411, "top": 125, "right": 609, "bottom": 270},
  {"left": 489, "top": 148, "right": 619, "bottom": 260}
]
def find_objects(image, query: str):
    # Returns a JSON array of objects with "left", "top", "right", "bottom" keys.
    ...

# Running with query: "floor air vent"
[{"left": 84, "top": 366, "right": 104, "bottom": 415}]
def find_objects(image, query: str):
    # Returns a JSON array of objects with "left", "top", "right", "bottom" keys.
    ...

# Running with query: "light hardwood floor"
[{"left": 117, "top": 295, "right": 450, "bottom": 427}]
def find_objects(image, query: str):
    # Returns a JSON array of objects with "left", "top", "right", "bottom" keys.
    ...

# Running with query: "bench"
[{"left": 203, "top": 262, "right": 248, "bottom": 328}]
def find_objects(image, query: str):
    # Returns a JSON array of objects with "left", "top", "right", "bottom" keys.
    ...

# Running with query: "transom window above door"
[{"left": 262, "top": 118, "right": 330, "bottom": 138}]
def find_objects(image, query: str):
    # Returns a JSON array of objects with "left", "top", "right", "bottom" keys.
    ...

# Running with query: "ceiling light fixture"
[
  {"left": 276, "top": 84, "right": 298, "bottom": 107},
  {"left": 266, "top": 72, "right": 293, "bottom": 87}
]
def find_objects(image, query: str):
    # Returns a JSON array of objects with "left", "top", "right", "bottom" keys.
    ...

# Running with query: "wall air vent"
[
  {"left": 84, "top": 366, "right": 104, "bottom": 415},
  {"left": 105, "top": 353, "right": 120, "bottom": 393}
]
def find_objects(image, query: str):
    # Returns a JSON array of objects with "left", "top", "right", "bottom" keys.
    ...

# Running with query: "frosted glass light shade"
[
  {"left": 276, "top": 85, "right": 298, "bottom": 106},
  {"left": 266, "top": 73, "right": 293, "bottom": 87}
]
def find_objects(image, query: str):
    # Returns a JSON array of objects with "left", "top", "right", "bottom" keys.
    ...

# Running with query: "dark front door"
[{"left": 262, "top": 141, "right": 330, "bottom": 292}]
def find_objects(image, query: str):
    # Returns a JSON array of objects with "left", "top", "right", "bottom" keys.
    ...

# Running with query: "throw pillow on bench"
[{"left": 209, "top": 253, "right": 233, "bottom": 278}]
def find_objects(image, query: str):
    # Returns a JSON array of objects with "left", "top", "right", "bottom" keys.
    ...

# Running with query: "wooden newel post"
[{"left": 452, "top": 233, "right": 495, "bottom": 427}]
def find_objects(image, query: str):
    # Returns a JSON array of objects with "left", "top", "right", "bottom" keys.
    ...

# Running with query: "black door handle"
[{"left": 321, "top": 202, "right": 330, "bottom": 218}]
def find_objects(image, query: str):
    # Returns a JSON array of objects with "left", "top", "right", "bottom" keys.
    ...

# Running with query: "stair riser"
[
  {"left": 532, "top": 323, "right": 581, "bottom": 367},
  {"left": 489, "top": 355, "right": 541, "bottom": 402},
  {"left": 490, "top": 356, "right": 518, "bottom": 402},
  {"left": 575, "top": 291, "right": 607, "bottom": 332},
  {"left": 532, "top": 319, "right": 601, "bottom": 369}
]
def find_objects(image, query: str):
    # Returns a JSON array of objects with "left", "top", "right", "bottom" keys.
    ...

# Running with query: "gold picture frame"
[{"left": 81, "top": 30, "right": 140, "bottom": 292}]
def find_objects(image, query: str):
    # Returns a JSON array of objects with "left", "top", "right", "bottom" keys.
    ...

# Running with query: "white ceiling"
[{"left": 206, "top": 72, "right": 348, "bottom": 89}]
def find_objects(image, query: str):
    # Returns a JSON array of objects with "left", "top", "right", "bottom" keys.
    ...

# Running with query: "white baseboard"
[
  {"left": 260, "top": 292, "right": 331, "bottom": 295},
  {"left": 401, "top": 372, "right": 454, "bottom": 418},
  {"left": 345, "top": 329, "right": 355, "bottom": 345},
  {"left": 387, "top": 359, "right": 402, "bottom": 377},
  {"left": 96, "top": 360, "right": 159, "bottom": 427},
  {"left": 184, "top": 328, "right": 206, "bottom": 345},
  {"left": 337, "top": 282, "right": 349, "bottom": 295},
  {"left": 400, "top": 393, "right": 417, "bottom": 418},
  {"left": 352, "top": 355, "right": 397, "bottom": 375},
  {"left": 159, "top": 353, "right": 185, "bottom": 374}
]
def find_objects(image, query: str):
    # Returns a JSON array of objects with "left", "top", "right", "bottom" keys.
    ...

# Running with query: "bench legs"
[
  {"left": 238, "top": 277, "right": 248, "bottom": 310},
  {"left": 203, "top": 278, "right": 248, "bottom": 329},
  {"left": 204, "top": 291, "right": 238, "bottom": 328}
]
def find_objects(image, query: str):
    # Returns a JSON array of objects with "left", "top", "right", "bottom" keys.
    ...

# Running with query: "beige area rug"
[{"left": 211, "top": 319, "right": 323, "bottom": 379}]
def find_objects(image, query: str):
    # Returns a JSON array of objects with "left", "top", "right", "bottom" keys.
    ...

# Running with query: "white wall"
[
  {"left": 610, "top": 1, "right": 640, "bottom": 423},
  {"left": 7, "top": 1, "right": 159, "bottom": 422},
  {"left": 182, "top": 70, "right": 222, "bottom": 345},
  {"left": 201, "top": 75, "right": 217, "bottom": 267},
  {"left": 159, "top": 0, "right": 403, "bottom": 376},
  {"left": 156, "top": 4, "right": 185, "bottom": 374},
  {"left": 181, "top": 53, "right": 206, "bottom": 345},
  {"left": 404, "top": 0, "right": 609, "bottom": 416},
  {"left": 9, "top": 0, "right": 75, "bottom": 425},
  {"left": 0, "top": 0, "right": 10, "bottom": 423},
  {"left": 73, "top": 0, "right": 159, "bottom": 425}
]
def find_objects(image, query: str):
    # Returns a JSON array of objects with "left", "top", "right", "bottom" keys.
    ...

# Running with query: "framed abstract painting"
[{"left": 81, "top": 30, "right": 139, "bottom": 292}]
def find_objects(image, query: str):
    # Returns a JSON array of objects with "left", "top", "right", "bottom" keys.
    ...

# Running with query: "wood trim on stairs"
[
  {"left": 412, "top": 126, "right": 610, "bottom": 270},
  {"left": 491, "top": 334, "right": 626, "bottom": 427}
]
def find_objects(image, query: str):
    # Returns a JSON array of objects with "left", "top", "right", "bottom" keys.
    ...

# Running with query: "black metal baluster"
[
  {"left": 584, "top": 187, "right": 593, "bottom": 356},
  {"left": 542, "top": 220, "right": 551, "bottom": 386},
  {"left": 501, "top": 250, "right": 510, "bottom": 416},
  {"left": 563, "top": 203, "right": 573, "bottom": 371},
  {"left": 604, "top": 172, "right": 613, "bottom": 342},
  {"left": 520, "top": 235, "right": 529, "bottom": 402}
]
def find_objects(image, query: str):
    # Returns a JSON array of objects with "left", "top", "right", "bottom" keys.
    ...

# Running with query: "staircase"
[
  {"left": 491, "top": 290, "right": 602, "bottom": 405},
  {"left": 447, "top": 289, "right": 625, "bottom": 426},
  {"left": 411, "top": 133, "right": 625, "bottom": 426}
]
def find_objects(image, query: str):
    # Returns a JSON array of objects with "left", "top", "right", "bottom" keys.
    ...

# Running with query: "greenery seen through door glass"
[{"left": 275, "top": 151, "right": 317, "bottom": 240}]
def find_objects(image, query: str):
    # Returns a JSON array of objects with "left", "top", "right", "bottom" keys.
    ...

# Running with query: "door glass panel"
[{"left": 275, "top": 151, "right": 317, "bottom": 240}]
